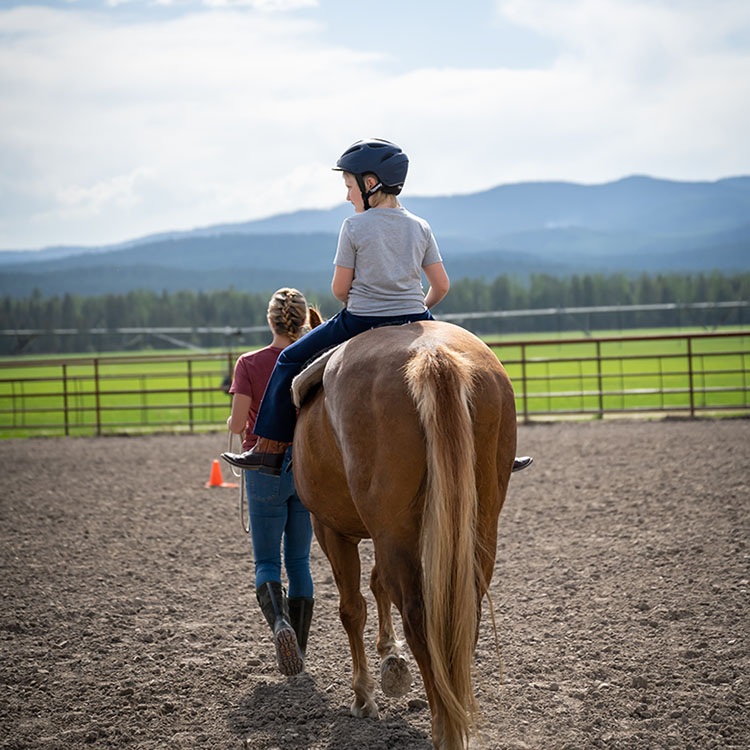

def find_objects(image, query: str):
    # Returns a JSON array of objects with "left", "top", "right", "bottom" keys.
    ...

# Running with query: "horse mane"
[{"left": 404, "top": 343, "right": 481, "bottom": 747}]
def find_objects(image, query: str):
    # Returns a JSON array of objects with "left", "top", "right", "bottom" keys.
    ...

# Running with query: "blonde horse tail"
[{"left": 405, "top": 344, "right": 480, "bottom": 749}]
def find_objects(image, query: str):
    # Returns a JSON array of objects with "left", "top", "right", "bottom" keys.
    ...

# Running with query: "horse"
[{"left": 291, "top": 320, "right": 517, "bottom": 750}]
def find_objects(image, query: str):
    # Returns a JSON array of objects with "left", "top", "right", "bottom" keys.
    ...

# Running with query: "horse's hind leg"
[
  {"left": 370, "top": 564, "right": 412, "bottom": 697},
  {"left": 373, "top": 547, "right": 443, "bottom": 738},
  {"left": 312, "top": 520, "right": 378, "bottom": 718}
]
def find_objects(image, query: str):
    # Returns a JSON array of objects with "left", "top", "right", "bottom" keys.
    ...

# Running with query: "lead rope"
[{"left": 227, "top": 431, "right": 250, "bottom": 534}]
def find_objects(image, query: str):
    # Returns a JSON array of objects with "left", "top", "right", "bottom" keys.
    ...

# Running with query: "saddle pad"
[{"left": 291, "top": 344, "right": 344, "bottom": 408}]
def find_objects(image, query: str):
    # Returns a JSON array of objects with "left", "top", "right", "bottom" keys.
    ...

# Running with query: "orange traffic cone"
[{"left": 205, "top": 459, "right": 238, "bottom": 488}]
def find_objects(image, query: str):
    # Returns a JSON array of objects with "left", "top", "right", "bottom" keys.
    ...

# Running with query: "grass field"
[
  {"left": 1, "top": 327, "right": 748, "bottom": 438},
  {"left": 0, "top": 354, "right": 232, "bottom": 437},
  {"left": 487, "top": 328, "right": 749, "bottom": 417}
]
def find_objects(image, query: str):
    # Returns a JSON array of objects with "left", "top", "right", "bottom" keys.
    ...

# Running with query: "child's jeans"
[{"left": 253, "top": 307, "right": 434, "bottom": 442}]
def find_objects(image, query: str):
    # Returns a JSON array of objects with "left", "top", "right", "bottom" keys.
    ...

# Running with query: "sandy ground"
[{"left": 1, "top": 418, "right": 749, "bottom": 749}]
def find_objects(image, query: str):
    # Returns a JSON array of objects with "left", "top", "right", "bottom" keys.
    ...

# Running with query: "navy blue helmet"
[{"left": 334, "top": 138, "right": 409, "bottom": 194}]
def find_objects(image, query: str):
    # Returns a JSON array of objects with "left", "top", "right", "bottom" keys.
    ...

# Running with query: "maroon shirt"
[{"left": 229, "top": 345, "right": 283, "bottom": 451}]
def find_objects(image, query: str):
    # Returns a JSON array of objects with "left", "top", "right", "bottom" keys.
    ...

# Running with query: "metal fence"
[
  {"left": 1, "top": 330, "right": 748, "bottom": 437},
  {"left": 490, "top": 330, "right": 749, "bottom": 423},
  {"left": 0, "top": 351, "right": 237, "bottom": 437}
]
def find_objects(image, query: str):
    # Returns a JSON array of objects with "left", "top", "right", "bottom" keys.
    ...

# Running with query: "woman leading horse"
[{"left": 292, "top": 319, "right": 517, "bottom": 750}]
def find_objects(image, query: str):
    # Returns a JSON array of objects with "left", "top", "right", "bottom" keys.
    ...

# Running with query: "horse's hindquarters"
[{"left": 293, "top": 388, "right": 370, "bottom": 538}]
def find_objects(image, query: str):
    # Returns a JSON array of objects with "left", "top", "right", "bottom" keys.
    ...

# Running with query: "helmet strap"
[{"left": 355, "top": 174, "right": 382, "bottom": 211}]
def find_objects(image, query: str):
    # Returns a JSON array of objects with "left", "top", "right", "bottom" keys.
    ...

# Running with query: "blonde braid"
[{"left": 268, "top": 287, "right": 309, "bottom": 342}]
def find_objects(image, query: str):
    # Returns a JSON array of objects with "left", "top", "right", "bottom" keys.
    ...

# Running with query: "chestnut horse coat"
[{"left": 292, "top": 320, "right": 516, "bottom": 750}]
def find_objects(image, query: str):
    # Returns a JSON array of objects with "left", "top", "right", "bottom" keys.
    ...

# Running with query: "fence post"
[
  {"left": 687, "top": 336, "right": 695, "bottom": 417},
  {"left": 596, "top": 340, "right": 604, "bottom": 419},
  {"left": 94, "top": 358, "right": 102, "bottom": 436},
  {"left": 520, "top": 343, "right": 529, "bottom": 424},
  {"left": 62, "top": 363, "right": 69, "bottom": 437},
  {"left": 187, "top": 359, "right": 194, "bottom": 433}
]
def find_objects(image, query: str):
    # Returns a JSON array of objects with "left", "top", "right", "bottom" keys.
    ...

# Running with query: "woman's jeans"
[
  {"left": 253, "top": 307, "right": 434, "bottom": 442},
  {"left": 245, "top": 446, "right": 313, "bottom": 597}
]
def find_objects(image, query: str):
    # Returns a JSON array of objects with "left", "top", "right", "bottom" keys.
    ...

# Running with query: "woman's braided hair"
[{"left": 267, "top": 287, "right": 323, "bottom": 342}]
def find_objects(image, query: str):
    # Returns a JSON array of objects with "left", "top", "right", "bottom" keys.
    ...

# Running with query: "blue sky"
[{"left": 1, "top": 0, "right": 749, "bottom": 250}]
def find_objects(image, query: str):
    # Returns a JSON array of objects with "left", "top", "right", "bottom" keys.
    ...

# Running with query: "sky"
[{"left": 0, "top": 0, "right": 749, "bottom": 251}]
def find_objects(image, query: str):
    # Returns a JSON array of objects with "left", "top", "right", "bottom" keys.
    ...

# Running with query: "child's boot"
[{"left": 222, "top": 438, "right": 290, "bottom": 476}]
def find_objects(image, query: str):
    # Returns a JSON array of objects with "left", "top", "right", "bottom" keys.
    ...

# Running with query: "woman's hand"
[{"left": 227, "top": 393, "right": 252, "bottom": 434}]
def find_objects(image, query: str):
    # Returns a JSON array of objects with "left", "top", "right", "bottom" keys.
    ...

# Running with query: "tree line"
[{"left": 1, "top": 270, "right": 748, "bottom": 355}]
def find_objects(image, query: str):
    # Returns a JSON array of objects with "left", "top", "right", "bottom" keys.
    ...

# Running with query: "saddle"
[
  {"left": 291, "top": 319, "right": 424, "bottom": 409},
  {"left": 291, "top": 344, "right": 344, "bottom": 408}
]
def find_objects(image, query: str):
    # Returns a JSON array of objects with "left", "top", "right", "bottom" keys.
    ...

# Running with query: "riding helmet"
[{"left": 334, "top": 139, "right": 409, "bottom": 194}]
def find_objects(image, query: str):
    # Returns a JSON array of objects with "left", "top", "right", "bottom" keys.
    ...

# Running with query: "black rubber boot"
[
  {"left": 288, "top": 597, "right": 314, "bottom": 656},
  {"left": 256, "top": 581, "right": 304, "bottom": 676}
]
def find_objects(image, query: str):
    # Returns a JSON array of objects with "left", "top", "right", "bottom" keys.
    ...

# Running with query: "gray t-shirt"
[{"left": 333, "top": 207, "right": 442, "bottom": 316}]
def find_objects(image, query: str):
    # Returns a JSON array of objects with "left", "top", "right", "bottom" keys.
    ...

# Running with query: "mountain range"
[{"left": 1, "top": 175, "right": 748, "bottom": 298}]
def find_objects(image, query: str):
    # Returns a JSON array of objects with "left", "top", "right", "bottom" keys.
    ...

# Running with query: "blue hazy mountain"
[{"left": 1, "top": 175, "right": 748, "bottom": 297}]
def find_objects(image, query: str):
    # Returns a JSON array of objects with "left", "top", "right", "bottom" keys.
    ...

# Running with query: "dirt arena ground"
[{"left": 1, "top": 418, "right": 748, "bottom": 750}]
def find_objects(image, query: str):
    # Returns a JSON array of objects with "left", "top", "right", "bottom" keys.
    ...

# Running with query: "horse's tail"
[{"left": 405, "top": 344, "right": 481, "bottom": 748}]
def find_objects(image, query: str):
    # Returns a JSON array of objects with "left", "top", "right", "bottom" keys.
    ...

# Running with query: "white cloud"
[
  {"left": 196, "top": 0, "right": 318, "bottom": 9},
  {"left": 53, "top": 167, "right": 157, "bottom": 218},
  {"left": 0, "top": 5, "right": 378, "bottom": 245},
  {"left": 115, "top": 0, "right": 318, "bottom": 8},
  {"left": 497, "top": 0, "right": 750, "bottom": 49},
  {"left": 480, "top": 0, "right": 750, "bottom": 180},
  {"left": 0, "top": 0, "right": 749, "bottom": 248}
]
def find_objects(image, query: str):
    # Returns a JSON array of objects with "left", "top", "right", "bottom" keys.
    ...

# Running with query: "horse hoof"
[
  {"left": 351, "top": 699, "right": 379, "bottom": 719},
  {"left": 380, "top": 654, "right": 412, "bottom": 697}
]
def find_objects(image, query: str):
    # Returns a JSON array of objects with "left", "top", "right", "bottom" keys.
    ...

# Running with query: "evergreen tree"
[{"left": 1, "top": 272, "right": 747, "bottom": 354}]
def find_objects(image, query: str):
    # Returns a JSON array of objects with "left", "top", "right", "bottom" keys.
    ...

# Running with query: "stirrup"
[{"left": 512, "top": 456, "right": 533, "bottom": 473}]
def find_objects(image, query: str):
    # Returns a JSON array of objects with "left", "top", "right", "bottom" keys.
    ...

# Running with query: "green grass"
[
  {"left": 1, "top": 328, "right": 748, "bottom": 437},
  {"left": 488, "top": 329, "right": 749, "bottom": 416},
  {"left": 0, "top": 354, "right": 235, "bottom": 437}
]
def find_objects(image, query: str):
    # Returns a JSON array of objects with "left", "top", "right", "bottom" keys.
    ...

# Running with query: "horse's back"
[
  {"left": 324, "top": 320, "right": 511, "bottom": 397},
  {"left": 324, "top": 321, "right": 515, "bottom": 452},
  {"left": 293, "top": 321, "right": 515, "bottom": 538}
]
